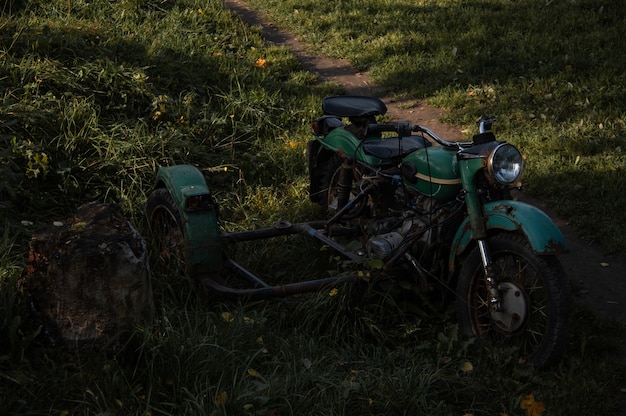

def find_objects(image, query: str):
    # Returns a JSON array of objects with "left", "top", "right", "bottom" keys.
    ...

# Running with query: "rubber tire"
[
  {"left": 317, "top": 154, "right": 365, "bottom": 219},
  {"left": 456, "top": 233, "right": 570, "bottom": 368},
  {"left": 145, "top": 187, "right": 187, "bottom": 277}
]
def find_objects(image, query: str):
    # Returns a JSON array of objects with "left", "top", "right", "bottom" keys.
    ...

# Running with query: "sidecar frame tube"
[
  {"left": 201, "top": 272, "right": 363, "bottom": 301},
  {"left": 209, "top": 221, "right": 367, "bottom": 300},
  {"left": 221, "top": 221, "right": 364, "bottom": 263},
  {"left": 220, "top": 220, "right": 328, "bottom": 243}
]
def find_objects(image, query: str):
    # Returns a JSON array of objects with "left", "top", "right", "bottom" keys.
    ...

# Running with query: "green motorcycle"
[{"left": 145, "top": 95, "right": 570, "bottom": 368}]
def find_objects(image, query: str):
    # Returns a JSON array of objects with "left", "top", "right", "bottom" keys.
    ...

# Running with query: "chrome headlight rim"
[{"left": 487, "top": 143, "right": 524, "bottom": 185}]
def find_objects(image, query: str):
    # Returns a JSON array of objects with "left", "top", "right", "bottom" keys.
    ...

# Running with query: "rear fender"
[
  {"left": 154, "top": 165, "right": 223, "bottom": 273},
  {"left": 315, "top": 129, "right": 381, "bottom": 165},
  {"left": 314, "top": 129, "right": 360, "bottom": 157},
  {"left": 448, "top": 200, "right": 567, "bottom": 275}
]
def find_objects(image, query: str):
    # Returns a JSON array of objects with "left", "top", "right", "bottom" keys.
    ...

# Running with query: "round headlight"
[{"left": 487, "top": 143, "right": 524, "bottom": 185}]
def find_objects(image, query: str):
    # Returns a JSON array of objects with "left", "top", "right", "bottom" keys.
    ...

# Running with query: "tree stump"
[{"left": 19, "top": 202, "right": 154, "bottom": 352}]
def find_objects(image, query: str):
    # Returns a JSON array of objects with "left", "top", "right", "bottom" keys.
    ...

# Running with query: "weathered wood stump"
[{"left": 19, "top": 202, "right": 154, "bottom": 351}]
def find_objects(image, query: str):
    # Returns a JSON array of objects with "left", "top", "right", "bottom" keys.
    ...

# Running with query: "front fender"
[
  {"left": 449, "top": 200, "right": 567, "bottom": 273},
  {"left": 154, "top": 165, "right": 223, "bottom": 273}
]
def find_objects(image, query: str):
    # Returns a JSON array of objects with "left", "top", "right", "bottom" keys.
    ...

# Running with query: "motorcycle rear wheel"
[
  {"left": 456, "top": 233, "right": 570, "bottom": 368},
  {"left": 318, "top": 154, "right": 366, "bottom": 219}
]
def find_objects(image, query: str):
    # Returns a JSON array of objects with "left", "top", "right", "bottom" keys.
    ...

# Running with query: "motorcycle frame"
[{"left": 308, "top": 120, "right": 568, "bottom": 309}]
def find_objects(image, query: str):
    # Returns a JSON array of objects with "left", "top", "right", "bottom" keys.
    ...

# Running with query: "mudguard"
[
  {"left": 154, "top": 165, "right": 223, "bottom": 273},
  {"left": 314, "top": 129, "right": 382, "bottom": 165},
  {"left": 449, "top": 200, "right": 567, "bottom": 273}
]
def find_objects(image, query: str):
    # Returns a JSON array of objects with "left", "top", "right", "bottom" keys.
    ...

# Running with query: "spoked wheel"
[
  {"left": 145, "top": 188, "right": 187, "bottom": 278},
  {"left": 318, "top": 155, "right": 367, "bottom": 219},
  {"left": 456, "top": 233, "right": 570, "bottom": 368}
]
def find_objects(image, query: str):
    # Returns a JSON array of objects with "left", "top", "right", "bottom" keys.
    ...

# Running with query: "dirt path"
[
  {"left": 223, "top": 0, "right": 464, "bottom": 142},
  {"left": 223, "top": 0, "right": 626, "bottom": 348}
]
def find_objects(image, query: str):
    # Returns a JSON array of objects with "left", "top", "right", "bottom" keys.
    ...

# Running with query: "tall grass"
[
  {"left": 1, "top": 0, "right": 319, "bottom": 226},
  {"left": 0, "top": 0, "right": 625, "bottom": 415}
]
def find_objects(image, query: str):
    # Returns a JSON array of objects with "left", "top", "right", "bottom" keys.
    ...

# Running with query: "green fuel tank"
[{"left": 403, "top": 146, "right": 462, "bottom": 202}]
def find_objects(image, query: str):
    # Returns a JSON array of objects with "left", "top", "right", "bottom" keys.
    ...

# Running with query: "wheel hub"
[{"left": 490, "top": 282, "right": 528, "bottom": 333}]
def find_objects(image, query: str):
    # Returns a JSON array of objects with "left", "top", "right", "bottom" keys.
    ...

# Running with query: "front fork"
[
  {"left": 460, "top": 159, "right": 503, "bottom": 312},
  {"left": 477, "top": 239, "right": 502, "bottom": 311}
]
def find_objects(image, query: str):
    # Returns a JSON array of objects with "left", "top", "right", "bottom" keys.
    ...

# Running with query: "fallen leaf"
[
  {"left": 600, "top": 262, "right": 609, "bottom": 267},
  {"left": 520, "top": 393, "right": 546, "bottom": 416},
  {"left": 71, "top": 221, "right": 87, "bottom": 231},
  {"left": 460, "top": 361, "right": 473, "bottom": 373},
  {"left": 520, "top": 393, "right": 535, "bottom": 409},
  {"left": 329, "top": 288, "right": 339, "bottom": 297},
  {"left": 215, "top": 390, "right": 228, "bottom": 405},
  {"left": 247, "top": 368, "right": 261, "bottom": 378}
]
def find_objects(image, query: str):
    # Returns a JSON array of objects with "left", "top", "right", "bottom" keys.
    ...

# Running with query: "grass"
[
  {"left": 0, "top": 0, "right": 625, "bottom": 415},
  {"left": 244, "top": 0, "right": 626, "bottom": 255}
]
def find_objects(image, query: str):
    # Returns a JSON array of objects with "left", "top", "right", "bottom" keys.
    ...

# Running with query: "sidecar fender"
[
  {"left": 153, "top": 165, "right": 223, "bottom": 273},
  {"left": 449, "top": 200, "right": 567, "bottom": 272}
]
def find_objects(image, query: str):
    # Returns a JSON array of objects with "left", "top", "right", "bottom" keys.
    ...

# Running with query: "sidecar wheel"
[
  {"left": 456, "top": 233, "right": 570, "bottom": 368},
  {"left": 318, "top": 154, "right": 366, "bottom": 219},
  {"left": 145, "top": 188, "right": 187, "bottom": 278}
]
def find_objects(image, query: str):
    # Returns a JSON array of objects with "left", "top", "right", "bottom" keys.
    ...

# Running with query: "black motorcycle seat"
[
  {"left": 322, "top": 96, "right": 387, "bottom": 118},
  {"left": 362, "top": 135, "right": 432, "bottom": 160}
]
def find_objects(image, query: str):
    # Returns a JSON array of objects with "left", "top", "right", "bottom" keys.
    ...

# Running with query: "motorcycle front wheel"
[{"left": 456, "top": 233, "right": 570, "bottom": 368}]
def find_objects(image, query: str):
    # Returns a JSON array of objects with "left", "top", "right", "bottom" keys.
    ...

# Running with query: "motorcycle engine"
[
  {"left": 364, "top": 187, "right": 457, "bottom": 260},
  {"left": 365, "top": 216, "right": 428, "bottom": 259},
  {"left": 366, "top": 231, "right": 404, "bottom": 258}
]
